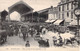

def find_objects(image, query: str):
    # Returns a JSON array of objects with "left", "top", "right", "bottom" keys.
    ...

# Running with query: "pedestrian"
[
  {"left": 53, "top": 36, "right": 57, "bottom": 46},
  {"left": 25, "top": 41, "right": 30, "bottom": 47},
  {"left": 39, "top": 26, "right": 43, "bottom": 33},
  {"left": 21, "top": 26, "right": 27, "bottom": 41},
  {"left": 57, "top": 36, "right": 63, "bottom": 46},
  {"left": 11, "top": 27, "right": 14, "bottom": 36},
  {"left": 42, "top": 27, "right": 46, "bottom": 34},
  {"left": 45, "top": 39, "right": 50, "bottom": 47},
  {"left": 29, "top": 28, "right": 34, "bottom": 37},
  {"left": 14, "top": 26, "right": 19, "bottom": 36}
]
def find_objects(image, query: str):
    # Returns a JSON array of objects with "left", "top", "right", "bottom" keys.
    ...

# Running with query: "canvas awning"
[
  {"left": 69, "top": 20, "right": 80, "bottom": 25},
  {"left": 45, "top": 20, "right": 50, "bottom": 22},
  {"left": 50, "top": 20, "right": 56, "bottom": 22},
  {"left": 53, "top": 20, "right": 64, "bottom": 25},
  {"left": 45, "top": 19, "right": 56, "bottom": 23}
]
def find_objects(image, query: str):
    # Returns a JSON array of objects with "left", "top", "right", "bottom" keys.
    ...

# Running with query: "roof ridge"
[{"left": 8, "top": 0, "right": 33, "bottom": 10}]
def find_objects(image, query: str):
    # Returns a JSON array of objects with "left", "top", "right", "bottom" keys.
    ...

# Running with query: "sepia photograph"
[{"left": 0, "top": 0, "right": 80, "bottom": 51}]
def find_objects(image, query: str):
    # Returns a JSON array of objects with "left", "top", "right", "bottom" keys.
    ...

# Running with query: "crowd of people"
[
  {"left": 36, "top": 25, "right": 80, "bottom": 47},
  {"left": 0, "top": 22, "right": 80, "bottom": 47}
]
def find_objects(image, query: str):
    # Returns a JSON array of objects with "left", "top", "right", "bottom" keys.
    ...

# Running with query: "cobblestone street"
[
  {"left": 0, "top": 31, "right": 79, "bottom": 51},
  {"left": 3, "top": 35, "right": 39, "bottom": 47},
  {"left": 1, "top": 31, "right": 78, "bottom": 47}
]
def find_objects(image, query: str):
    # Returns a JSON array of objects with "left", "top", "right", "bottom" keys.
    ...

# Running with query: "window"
[
  {"left": 71, "top": 12, "right": 73, "bottom": 19},
  {"left": 67, "top": 12, "right": 69, "bottom": 17},
  {"left": 67, "top": 0, "right": 69, "bottom": 2},
  {"left": 59, "top": 14, "right": 60, "bottom": 19},
  {"left": 66, "top": 0, "right": 69, "bottom": 2},
  {"left": 59, "top": 6, "right": 61, "bottom": 11},
  {"left": 62, "top": 13, "right": 64, "bottom": 19},
  {"left": 62, "top": 5, "right": 64, "bottom": 11},
  {"left": 67, "top": 3, "right": 69, "bottom": 10},
  {"left": 71, "top": 2, "right": 73, "bottom": 9}
]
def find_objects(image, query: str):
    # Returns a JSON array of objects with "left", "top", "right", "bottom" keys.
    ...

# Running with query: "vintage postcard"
[{"left": 0, "top": 0, "right": 79, "bottom": 51}]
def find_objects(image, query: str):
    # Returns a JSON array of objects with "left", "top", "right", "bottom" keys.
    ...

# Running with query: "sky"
[
  {"left": 0, "top": 0, "right": 60, "bottom": 11},
  {"left": 0, "top": 0, "right": 60, "bottom": 21}
]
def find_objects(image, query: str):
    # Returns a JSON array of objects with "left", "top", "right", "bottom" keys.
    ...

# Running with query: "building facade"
[
  {"left": 48, "top": 6, "right": 58, "bottom": 20},
  {"left": 23, "top": 7, "right": 50, "bottom": 23},
  {"left": 8, "top": 1, "right": 33, "bottom": 22},
  {"left": 57, "top": 0, "right": 78, "bottom": 26}
]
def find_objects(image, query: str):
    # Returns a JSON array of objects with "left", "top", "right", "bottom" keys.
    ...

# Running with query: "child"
[{"left": 25, "top": 41, "right": 30, "bottom": 47}]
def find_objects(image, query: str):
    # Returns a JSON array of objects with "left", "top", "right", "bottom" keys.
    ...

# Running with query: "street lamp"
[
  {"left": 74, "top": 7, "right": 80, "bottom": 37},
  {"left": 74, "top": 0, "right": 80, "bottom": 39}
]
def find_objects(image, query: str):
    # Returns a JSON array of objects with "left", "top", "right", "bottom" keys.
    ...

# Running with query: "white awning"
[
  {"left": 50, "top": 20, "right": 55, "bottom": 22},
  {"left": 45, "top": 19, "right": 55, "bottom": 23},
  {"left": 45, "top": 20, "right": 51, "bottom": 22},
  {"left": 70, "top": 20, "right": 80, "bottom": 25},
  {"left": 53, "top": 20, "right": 63, "bottom": 25}
]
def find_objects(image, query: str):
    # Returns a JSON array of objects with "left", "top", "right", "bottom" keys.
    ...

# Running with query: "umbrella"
[
  {"left": 42, "top": 31, "right": 59, "bottom": 46},
  {"left": 42, "top": 31, "right": 59, "bottom": 39}
]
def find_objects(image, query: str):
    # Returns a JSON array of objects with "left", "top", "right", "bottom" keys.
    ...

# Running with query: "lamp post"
[
  {"left": 74, "top": 8, "right": 80, "bottom": 37},
  {"left": 74, "top": 0, "right": 80, "bottom": 39}
]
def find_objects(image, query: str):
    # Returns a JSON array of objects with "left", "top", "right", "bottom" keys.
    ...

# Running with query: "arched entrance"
[
  {"left": 8, "top": 1, "right": 33, "bottom": 21},
  {"left": 10, "top": 11, "right": 21, "bottom": 21}
]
